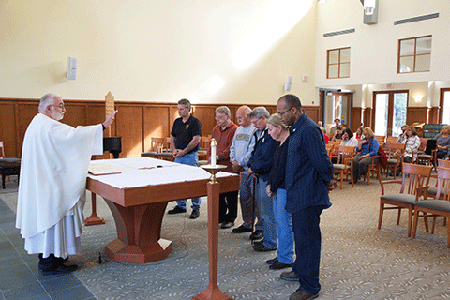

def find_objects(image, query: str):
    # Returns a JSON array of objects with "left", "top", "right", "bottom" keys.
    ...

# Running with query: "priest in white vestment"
[{"left": 16, "top": 93, "right": 117, "bottom": 275}]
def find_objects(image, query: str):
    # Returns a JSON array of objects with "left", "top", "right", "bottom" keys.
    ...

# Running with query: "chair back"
[
  {"left": 435, "top": 167, "right": 450, "bottom": 201},
  {"left": 0, "top": 142, "right": 4, "bottom": 158},
  {"left": 438, "top": 159, "right": 450, "bottom": 169},
  {"left": 325, "top": 143, "right": 335, "bottom": 160},
  {"left": 400, "top": 163, "right": 432, "bottom": 196},
  {"left": 385, "top": 142, "right": 405, "bottom": 159},
  {"left": 375, "top": 135, "right": 385, "bottom": 143},
  {"left": 150, "top": 137, "right": 165, "bottom": 152},
  {"left": 200, "top": 136, "right": 211, "bottom": 151},
  {"left": 336, "top": 145, "right": 355, "bottom": 164},
  {"left": 386, "top": 136, "right": 398, "bottom": 145}
]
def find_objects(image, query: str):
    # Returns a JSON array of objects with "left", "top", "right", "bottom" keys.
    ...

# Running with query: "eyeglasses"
[
  {"left": 277, "top": 107, "right": 292, "bottom": 116},
  {"left": 50, "top": 104, "right": 65, "bottom": 109}
]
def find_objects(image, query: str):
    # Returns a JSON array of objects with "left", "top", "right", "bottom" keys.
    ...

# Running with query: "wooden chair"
[
  {"left": 412, "top": 167, "right": 450, "bottom": 247},
  {"left": 0, "top": 142, "right": 5, "bottom": 158},
  {"left": 150, "top": 137, "right": 165, "bottom": 152},
  {"left": 385, "top": 136, "right": 398, "bottom": 145},
  {"left": 415, "top": 138, "right": 433, "bottom": 167},
  {"left": 325, "top": 144, "right": 335, "bottom": 161},
  {"left": 362, "top": 155, "right": 382, "bottom": 185},
  {"left": 426, "top": 160, "right": 450, "bottom": 206},
  {"left": 375, "top": 135, "right": 385, "bottom": 144},
  {"left": 384, "top": 142, "right": 405, "bottom": 180},
  {"left": 378, "top": 163, "right": 432, "bottom": 237},
  {"left": 333, "top": 145, "right": 355, "bottom": 189}
]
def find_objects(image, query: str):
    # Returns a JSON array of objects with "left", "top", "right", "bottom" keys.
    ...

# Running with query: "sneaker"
[
  {"left": 269, "top": 261, "right": 293, "bottom": 270},
  {"left": 232, "top": 225, "right": 252, "bottom": 233},
  {"left": 168, "top": 206, "right": 187, "bottom": 215},
  {"left": 249, "top": 230, "right": 263, "bottom": 240},
  {"left": 280, "top": 271, "right": 299, "bottom": 282},
  {"left": 289, "top": 289, "right": 319, "bottom": 300},
  {"left": 189, "top": 209, "right": 200, "bottom": 219},
  {"left": 220, "top": 222, "right": 234, "bottom": 229}
]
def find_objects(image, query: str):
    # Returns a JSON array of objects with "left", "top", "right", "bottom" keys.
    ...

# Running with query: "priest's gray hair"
[
  {"left": 38, "top": 93, "right": 60, "bottom": 112},
  {"left": 249, "top": 107, "right": 270, "bottom": 119},
  {"left": 215, "top": 106, "right": 231, "bottom": 117}
]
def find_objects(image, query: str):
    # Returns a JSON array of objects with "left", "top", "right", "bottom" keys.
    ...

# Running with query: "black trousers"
[{"left": 218, "top": 190, "right": 239, "bottom": 223}]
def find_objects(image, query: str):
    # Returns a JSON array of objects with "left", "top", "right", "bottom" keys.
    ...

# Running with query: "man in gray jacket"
[{"left": 230, "top": 106, "right": 261, "bottom": 238}]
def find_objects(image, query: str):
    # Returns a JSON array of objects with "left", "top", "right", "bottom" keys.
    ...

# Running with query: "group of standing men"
[
  {"left": 166, "top": 95, "right": 336, "bottom": 300},
  {"left": 16, "top": 93, "right": 336, "bottom": 300}
]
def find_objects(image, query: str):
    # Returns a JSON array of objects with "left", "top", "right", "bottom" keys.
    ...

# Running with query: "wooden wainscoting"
[
  {"left": 351, "top": 107, "right": 363, "bottom": 132},
  {"left": 0, "top": 98, "right": 319, "bottom": 158},
  {"left": 407, "top": 107, "right": 428, "bottom": 125},
  {"left": 428, "top": 107, "right": 439, "bottom": 124}
]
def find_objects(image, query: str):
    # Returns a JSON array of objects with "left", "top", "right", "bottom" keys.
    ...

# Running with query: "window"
[
  {"left": 327, "top": 47, "right": 350, "bottom": 79},
  {"left": 398, "top": 35, "right": 431, "bottom": 73},
  {"left": 440, "top": 88, "right": 450, "bottom": 125}
]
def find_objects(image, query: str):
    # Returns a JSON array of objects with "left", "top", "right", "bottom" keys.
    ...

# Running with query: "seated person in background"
[
  {"left": 398, "top": 125, "right": 408, "bottom": 138},
  {"left": 351, "top": 127, "right": 380, "bottom": 184},
  {"left": 321, "top": 127, "right": 329, "bottom": 144},
  {"left": 397, "top": 125, "right": 420, "bottom": 163},
  {"left": 340, "top": 127, "right": 358, "bottom": 147},
  {"left": 329, "top": 118, "right": 341, "bottom": 134},
  {"left": 331, "top": 126, "right": 343, "bottom": 142},
  {"left": 354, "top": 127, "right": 363, "bottom": 140},
  {"left": 435, "top": 125, "right": 450, "bottom": 159}
]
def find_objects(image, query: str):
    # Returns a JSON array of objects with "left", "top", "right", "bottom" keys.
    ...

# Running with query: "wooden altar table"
[{"left": 86, "top": 157, "right": 239, "bottom": 264}]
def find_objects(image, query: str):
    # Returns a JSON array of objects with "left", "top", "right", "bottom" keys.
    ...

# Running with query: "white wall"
[
  {"left": 0, "top": 0, "right": 318, "bottom": 105},
  {"left": 314, "top": 0, "right": 450, "bottom": 107}
]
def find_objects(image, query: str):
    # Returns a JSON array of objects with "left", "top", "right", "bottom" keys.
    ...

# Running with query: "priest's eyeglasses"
[
  {"left": 50, "top": 104, "right": 65, "bottom": 109},
  {"left": 277, "top": 107, "right": 292, "bottom": 116}
]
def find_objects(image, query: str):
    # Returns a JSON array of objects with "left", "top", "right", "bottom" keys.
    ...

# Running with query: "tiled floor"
[{"left": 0, "top": 190, "right": 95, "bottom": 300}]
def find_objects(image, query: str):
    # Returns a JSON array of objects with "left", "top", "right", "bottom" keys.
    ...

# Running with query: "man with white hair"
[{"left": 16, "top": 93, "right": 117, "bottom": 275}]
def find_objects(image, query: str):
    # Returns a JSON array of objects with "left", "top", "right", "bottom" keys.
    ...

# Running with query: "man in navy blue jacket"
[
  {"left": 277, "top": 95, "right": 336, "bottom": 300},
  {"left": 248, "top": 107, "right": 279, "bottom": 251}
]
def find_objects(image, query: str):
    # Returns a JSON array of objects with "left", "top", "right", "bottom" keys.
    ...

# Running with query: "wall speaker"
[
  {"left": 284, "top": 75, "right": 292, "bottom": 91},
  {"left": 67, "top": 57, "right": 78, "bottom": 80}
]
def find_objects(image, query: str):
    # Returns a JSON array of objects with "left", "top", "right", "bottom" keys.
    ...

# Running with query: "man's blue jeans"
[{"left": 174, "top": 152, "right": 201, "bottom": 210}]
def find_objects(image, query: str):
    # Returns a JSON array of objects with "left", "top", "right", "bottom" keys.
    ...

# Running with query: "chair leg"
[
  {"left": 339, "top": 170, "right": 343, "bottom": 189},
  {"left": 412, "top": 210, "right": 419, "bottom": 238},
  {"left": 378, "top": 202, "right": 384, "bottom": 230},
  {"left": 396, "top": 208, "right": 401, "bottom": 225},
  {"left": 408, "top": 207, "right": 413, "bottom": 237},
  {"left": 447, "top": 220, "right": 450, "bottom": 248}
]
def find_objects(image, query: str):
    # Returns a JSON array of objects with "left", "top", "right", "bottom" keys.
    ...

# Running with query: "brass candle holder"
[{"left": 201, "top": 164, "right": 227, "bottom": 183}]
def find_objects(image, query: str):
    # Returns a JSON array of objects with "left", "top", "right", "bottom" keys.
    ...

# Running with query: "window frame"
[
  {"left": 326, "top": 47, "right": 351, "bottom": 79},
  {"left": 397, "top": 35, "right": 431, "bottom": 74}
]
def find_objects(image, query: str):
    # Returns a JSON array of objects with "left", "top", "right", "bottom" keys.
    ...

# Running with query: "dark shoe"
[
  {"left": 289, "top": 289, "right": 319, "bottom": 300},
  {"left": 232, "top": 225, "right": 252, "bottom": 233},
  {"left": 280, "top": 271, "right": 299, "bottom": 282},
  {"left": 270, "top": 261, "right": 293, "bottom": 270},
  {"left": 39, "top": 264, "right": 78, "bottom": 276},
  {"left": 349, "top": 180, "right": 357, "bottom": 184},
  {"left": 168, "top": 206, "right": 187, "bottom": 215},
  {"left": 266, "top": 257, "right": 278, "bottom": 265},
  {"left": 220, "top": 222, "right": 234, "bottom": 229},
  {"left": 249, "top": 230, "right": 263, "bottom": 240},
  {"left": 253, "top": 243, "right": 276, "bottom": 252},
  {"left": 189, "top": 209, "right": 200, "bottom": 219}
]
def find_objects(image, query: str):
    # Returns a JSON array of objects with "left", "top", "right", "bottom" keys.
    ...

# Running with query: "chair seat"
[
  {"left": 333, "top": 164, "right": 349, "bottom": 170},
  {"left": 418, "top": 154, "right": 431, "bottom": 159},
  {"left": 426, "top": 186, "right": 446, "bottom": 197},
  {"left": 0, "top": 158, "right": 21, "bottom": 163},
  {"left": 141, "top": 151, "right": 157, "bottom": 156},
  {"left": 380, "top": 193, "right": 423, "bottom": 203},
  {"left": 415, "top": 200, "right": 450, "bottom": 212},
  {"left": 198, "top": 150, "right": 207, "bottom": 155},
  {"left": 387, "top": 158, "right": 398, "bottom": 164}
]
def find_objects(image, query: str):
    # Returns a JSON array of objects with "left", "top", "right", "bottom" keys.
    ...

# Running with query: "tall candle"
[{"left": 211, "top": 138, "right": 217, "bottom": 167}]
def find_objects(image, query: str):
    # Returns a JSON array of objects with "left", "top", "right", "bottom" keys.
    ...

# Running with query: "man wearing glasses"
[
  {"left": 16, "top": 93, "right": 117, "bottom": 275},
  {"left": 277, "top": 94, "right": 336, "bottom": 300}
]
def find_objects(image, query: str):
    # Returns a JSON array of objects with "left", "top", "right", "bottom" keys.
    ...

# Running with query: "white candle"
[{"left": 211, "top": 138, "right": 217, "bottom": 167}]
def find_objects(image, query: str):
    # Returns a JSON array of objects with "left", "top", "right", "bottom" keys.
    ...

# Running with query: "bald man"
[{"left": 230, "top": 106, "right": 261, "bottom": 238}]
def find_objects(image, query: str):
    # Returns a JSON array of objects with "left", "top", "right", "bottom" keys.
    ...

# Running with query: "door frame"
[
  {"left": 319, "top": 88, "right": 354, "bottom": 129},
  {"left": 372, "top": 90, "right": 409, "bottom": 136},
  {"left": 439, "top": 88, "right": 450, "bottom": 124}
]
